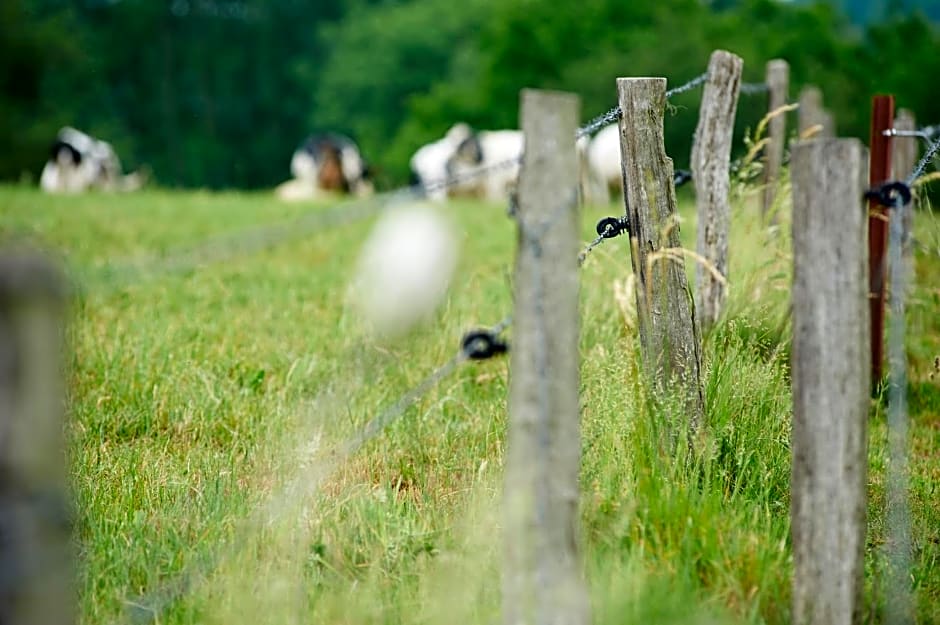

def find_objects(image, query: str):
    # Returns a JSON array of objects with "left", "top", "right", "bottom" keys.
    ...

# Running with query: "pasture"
[{"left": 1, "top": 182, "right": 938, "bottom": 624}]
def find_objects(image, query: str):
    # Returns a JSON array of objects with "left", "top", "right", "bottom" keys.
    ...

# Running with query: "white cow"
[
  {"left": 586, "top": 123, "right": 622, "bottom": 202},
  {"left": 277, "top": 133, "right": 373, "bottom": 201},
  {"left": 444, "top": 129, "right": 523, "bottom": 203},
  {"left": 408, "top": 123, "right": 474, "bottom": 202},
  {"left": 40, "top": 127, "right": 143, "bottom": 193}
]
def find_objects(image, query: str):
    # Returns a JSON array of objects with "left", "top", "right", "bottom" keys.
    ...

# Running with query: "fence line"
[{"left": 18, "top": 51, "right": 940, "bottom": 625}]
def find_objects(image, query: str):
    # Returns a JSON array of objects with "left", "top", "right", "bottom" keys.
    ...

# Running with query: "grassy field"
[{"left": 0, "top": 179, "right": 938, "bottom": 624}]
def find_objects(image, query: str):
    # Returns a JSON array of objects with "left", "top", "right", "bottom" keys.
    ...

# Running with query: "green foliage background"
[{"left": 2, "top": 0, "right": 938, "bottom": 189}]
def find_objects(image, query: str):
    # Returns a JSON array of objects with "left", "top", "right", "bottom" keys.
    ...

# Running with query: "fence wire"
[
  {"left": 578, "top": 75, "right": 768, "bottom": 141},
  {"left": 577, "top": 71, "right": 711, "bottom": 139},
  {"left": 907, "top": 134, "right": 940, "bottom": 185},
  {"left": 739, "top": 81, "right": 769, "bottom": 95}
]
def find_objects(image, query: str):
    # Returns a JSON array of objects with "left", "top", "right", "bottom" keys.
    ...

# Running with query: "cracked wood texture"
[
  {"left": 762, "top": 59, "right": 789, "bottom": 220},
  {"left": 691, "top": 49, "right": 743, "bottom": 330},
  {"left": 0, "top": 252, "right": 73, "bottom": 625},
  {"left": 503, "top": 88, "right": 588, "bottom": 625},
  {"left": 617, "top": 77, "right": 704, "bottom": 434},
  {"left": 791, "top": 138, "right": 869, "bottom": 625}
]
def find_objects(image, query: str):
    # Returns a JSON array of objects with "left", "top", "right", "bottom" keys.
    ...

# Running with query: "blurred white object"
[{"left": 352, "top": 204, "right": 458, "bottom": 336}]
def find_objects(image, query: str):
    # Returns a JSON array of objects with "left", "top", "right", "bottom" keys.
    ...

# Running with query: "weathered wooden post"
[
  {"left": 617, "top": 77, "right": 704, "bottom": 434},
  {"left": 798, "top": 85, "right": 835, "bottom": 138},
  {"left": 0, "top": 251, "right": 73, "bottom": 625},
  {"left": 790, "top": 139, "right": 870, "bottom": 625},
  {"left": 892, "top": 109, "right": 918, "bottom": 262},
  {"left": 868, "top": 95, "right": 895, "bottom": 385},
  {"left": 691, "top": 49, "right": 743, "bottom": 330},
  {"left": 761, "top": 59, "right": 790, "bottom": 221},
  {"left": 504, "top": 89, "right": 588, "bottom": 625}
]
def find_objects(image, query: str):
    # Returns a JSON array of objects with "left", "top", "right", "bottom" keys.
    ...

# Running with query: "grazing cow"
[
  {"left": 277, "top": 133, "right": 373, "bottom": 201},
  {"left": 408, "top": 123, "right": 474, "bottom": 202},
  {"left": 444, "top": 129, "right": 523, "bottom": 203},
  {"left": 39, "top": 127, "right": 143, "bottom": 193}
]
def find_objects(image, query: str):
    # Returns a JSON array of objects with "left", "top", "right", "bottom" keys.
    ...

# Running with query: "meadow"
[{"left": 0, "top": 179, "right": 938, "bottom": 624}]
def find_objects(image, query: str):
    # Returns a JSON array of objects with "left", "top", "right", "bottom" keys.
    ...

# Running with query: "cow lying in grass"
[
  {"left": 276, "top": 133, "right": 373, "bottom": 201},
  {"left": 408, "top": 123, "right": 475, "bottom": 202},
  {"left": 40, "top": 127, "right": 144, "bottom": 193}
]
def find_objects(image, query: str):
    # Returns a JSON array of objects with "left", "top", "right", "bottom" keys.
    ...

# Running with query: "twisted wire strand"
[
  {"left": 739, "top": 81, "right": 769, "bottom": 95},
  {"left": 577, "top": 71, "right": 710, "bottom": 139},
  {"left": 906, "top": 135, "right": 940, "bottom": 186}
]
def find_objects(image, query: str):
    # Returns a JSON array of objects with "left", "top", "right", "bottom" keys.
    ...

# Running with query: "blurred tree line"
[{"left": 1, "top": 0, "right": 938, "bottom": 190}]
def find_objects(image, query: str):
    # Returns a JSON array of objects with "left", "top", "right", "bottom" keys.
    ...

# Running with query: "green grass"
[{"left": 0, "top": 180, "right": 938, "bottom": 624}]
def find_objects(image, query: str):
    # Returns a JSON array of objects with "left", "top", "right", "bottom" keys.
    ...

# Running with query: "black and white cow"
[
  {"left": 276, "top": 133, "right": 373, "bottom": 200},
  {"left": 408, "top": 123, "right": 475, "bottom": 202},
  {"left": 444, "top": 129, "right": 523, "bottom": 203},
  {"left": 40, "top": 127, "right": 142, "bottom": 193}
]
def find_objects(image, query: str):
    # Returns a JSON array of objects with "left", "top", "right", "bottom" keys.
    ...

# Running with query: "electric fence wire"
[{"left": 906, "top": 134, "right": 940, "bottom": 186}]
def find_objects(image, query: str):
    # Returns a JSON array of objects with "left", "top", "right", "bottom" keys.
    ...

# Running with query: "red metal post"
[{"left": 869, "top": 95, "right": 895, "bottom": 385}]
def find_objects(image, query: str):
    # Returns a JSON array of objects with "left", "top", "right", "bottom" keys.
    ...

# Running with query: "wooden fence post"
[
  {"left": 798, "top": 85, "right": 835, "bottom": 138},
  {"left": 761, "top": 59, "right": 790, "bottom": 221},
  {"left": 892, "top": 109, "right": 918, "bottom": 262},
  {"left": 691, "top": 49, "right": 743, "bottom": 330},
  {"left": 868, "top": 95, "right": 895, "bottom": 385},
  {"left": 0, "top": 251, "right": 72, "bottom": 625},
  {"left": 617, "top": 77, "right": 704, "bottom": 435},
  {"left": 504, "top": 88, "right": 588, "bottom": 625},
  {"left": 790, "top": 138, "right": 870, "bottom": 625}
]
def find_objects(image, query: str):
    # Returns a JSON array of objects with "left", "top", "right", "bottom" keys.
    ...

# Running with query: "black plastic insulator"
[
  {"left": 864, "top": 181, "right": 912, "bottom": 208},
  {"left": 596, "top": 216, "right": 628, "bottom": 239},
  {"left": 461, "top": 330, "right": 509, "bottom": 360}
]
